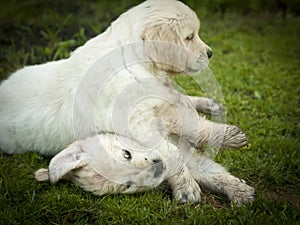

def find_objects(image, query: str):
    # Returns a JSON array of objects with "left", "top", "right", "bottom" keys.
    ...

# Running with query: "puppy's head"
[
  {"left": 35, "top": 134, "right": 167, "bottom": 195},
  {"left": 140, "top": 0, "right": 212, "bottom": 74}
]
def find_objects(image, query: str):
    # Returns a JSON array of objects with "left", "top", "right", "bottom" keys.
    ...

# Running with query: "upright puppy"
[{"left": 0, "top": 0, "right": 246, "bottom": 155}]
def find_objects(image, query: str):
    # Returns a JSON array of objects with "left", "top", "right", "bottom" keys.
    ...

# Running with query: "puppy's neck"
[{"left": 144, "top": 62, "right": 176, "bottom": 83}]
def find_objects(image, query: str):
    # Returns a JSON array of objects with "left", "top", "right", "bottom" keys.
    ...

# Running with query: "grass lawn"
[{"left": 0, "top": 1, "right": 299, "bottom": 224}]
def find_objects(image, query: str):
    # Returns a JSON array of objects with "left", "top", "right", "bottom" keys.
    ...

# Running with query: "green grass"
[{"left": 0, "top": 1, "right": 299, "bottom": 224}]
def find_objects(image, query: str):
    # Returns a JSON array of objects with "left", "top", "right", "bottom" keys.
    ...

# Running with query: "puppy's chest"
[{"left": 93, "top": 70, "right": 176, "bottom": 134}]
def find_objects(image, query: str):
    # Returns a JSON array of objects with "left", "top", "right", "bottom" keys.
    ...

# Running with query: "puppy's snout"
[
  {"left": 152, "top": 159, "right": 162, "bottom": 164},
  {"left": 152, "top": 159, "right": 164, "bottom": 178},
  {"left": 207, "top": 49, "right": 213, "bottom": 59}
]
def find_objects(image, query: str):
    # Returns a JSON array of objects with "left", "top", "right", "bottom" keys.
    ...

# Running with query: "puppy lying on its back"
[
  {"left": 35, "top": 133, "right": 255, "bottom": 205},
  {"left": 35, "top": 133, "right": 202, "bottom": 203}
]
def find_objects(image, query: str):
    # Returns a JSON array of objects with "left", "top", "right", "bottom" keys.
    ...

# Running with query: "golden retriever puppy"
[
  {"left": 35, "top": 133, "right": 254, "bottom": 205},
  {"left": 0, "top": 0, "right": 253, "bottom": 204},
  {"left": 35, "top": 133, "right": 202, "bottom": 203},
  {"left": 0, "top": 0, "right": 245, "bottom": 155}
]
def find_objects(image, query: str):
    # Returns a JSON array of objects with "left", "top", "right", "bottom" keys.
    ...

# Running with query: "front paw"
[
  {"left": 172, "top": 179, "right": 202, "bottom": 204},
  {"left": 205, "top": 98, "right": 222, "bottom": 116},
  {"left": 222, "top": 125, "right": 248, "bottom": 149},
  {"left": 227, "top": 179, "right": 255, "bottom": 205},
  {"left": 194, "top": 97, "right": 222, "bottom": 116}
]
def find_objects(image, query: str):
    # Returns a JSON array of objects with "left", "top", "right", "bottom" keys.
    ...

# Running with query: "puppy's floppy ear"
[
  {"left": 48, "top": 142, "right": 87, "bottom": 184},
  {"left": 141, "top": 19, "right": 181, "bottom": 43},
  {"left": 141, "top": 19, "right": 188, "bottom": 73}
]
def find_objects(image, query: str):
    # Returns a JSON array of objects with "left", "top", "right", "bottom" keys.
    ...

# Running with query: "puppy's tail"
[{"left": 34, "top": 168, "right": 50, "bottom": 182}]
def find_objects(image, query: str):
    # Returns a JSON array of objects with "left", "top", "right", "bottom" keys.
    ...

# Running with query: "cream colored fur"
[
  {"left": 35, "top": 134, "right": 202, "bottom": 203},
  {"left": 35, "top": 133, "right": 254, "bottom": 204},
  {"left": 0, "top": 0, "right": 246, "bottom": 155},
  {"left": 1, "top": 0, "right": 254, "bottom": 204}
]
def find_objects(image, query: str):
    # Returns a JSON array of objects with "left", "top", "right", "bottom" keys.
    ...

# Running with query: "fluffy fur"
[
  {"left": 0, "top": 0, "right": 245, "bottom": 155},
  {"left": 1, "top": 0, "right": 254, "bottom": 204},
  {"left": 35, "top": 134, "right": 174, "bottom": 195},
  {"left": 35, "top": 133, "right": 254, "bottom": 204},
  {"left": 35, "top": 133, "right": 203, "bottom": 203}
]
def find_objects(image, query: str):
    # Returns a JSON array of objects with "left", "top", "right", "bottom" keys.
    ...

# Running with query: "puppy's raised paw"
[
  {"left": 204, "top": 98, "right": 222, "bottom": 116},
  {"left": 222, "top": 125, "right": 248, "bottom": 149},
  {"left": 190, "top": 96, "right": 222, "bottom": 116}
]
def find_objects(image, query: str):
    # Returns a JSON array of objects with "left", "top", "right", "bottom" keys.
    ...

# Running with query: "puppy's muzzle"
[{"left": 152, "top": 159, "right": 165, "bottom": 178}]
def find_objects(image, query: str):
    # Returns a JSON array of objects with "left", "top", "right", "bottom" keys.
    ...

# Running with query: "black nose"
[
  {"left": 152, "top": 160, "right": 164, "bottom": 178},
  {"left": 207, "top": 49, "right": 213, "bottom": 59},
  {"left": 152, "top": 159, "right": 162, "bottom": 164}
]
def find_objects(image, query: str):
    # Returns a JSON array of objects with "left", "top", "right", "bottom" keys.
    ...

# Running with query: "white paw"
[
  {"left": 222, "top": 125, "right": 248, "bottom": 149},
  {"left": 172, "top": 179, "right": 202, "bottom": 204},
  {"left": 227, "top": 180, "right": 255, "bottom": 205},
  {"left": 206, "top": 99, "right": 222, "bottom": 116},
  {"left": 34, "top": 168, "right": 49, "bottom": 182},
  {"left": 189, "top": 96, "right": 222, "bottom": 116},
  {"left": 195, "top": 98, "right": 222, "bottom": 116}
]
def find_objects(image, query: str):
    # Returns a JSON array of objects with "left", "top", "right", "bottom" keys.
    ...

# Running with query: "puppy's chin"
[
  {"left": 153, "top": 62, "right": 185, "bottom": 74},
  {"left": 185, "top": 58, "right": 210, "bottom": 75},
  {"left": 153, "top": 59, "right": 210, "bottom": 75}
]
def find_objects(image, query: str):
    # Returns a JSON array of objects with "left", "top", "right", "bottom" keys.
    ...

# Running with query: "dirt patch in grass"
[
  {"left": 268, "top": 187, "right": 300, "bottom": 210},
  {"left": 201, "top": 193, "right": 230, "bottom": 209}
]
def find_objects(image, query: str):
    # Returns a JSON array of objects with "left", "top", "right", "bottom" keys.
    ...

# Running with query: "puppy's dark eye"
[
  {"left": 186, "top": 33, "right": 194, "bottom": 41},
  {"left": 123, "top": 150, "right": 132, "bottom": 160}
]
